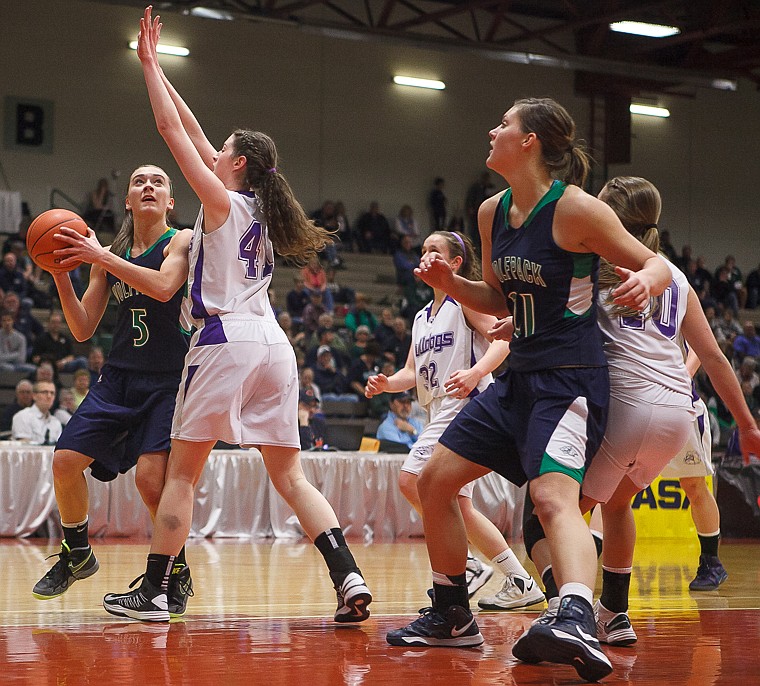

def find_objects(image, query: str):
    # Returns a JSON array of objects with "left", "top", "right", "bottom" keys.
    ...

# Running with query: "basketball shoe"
[
  {"left": 477, "top": 574, "right": 545, "bottom": 610},
  {"left": 334, "top": 572, "right": 372, "bottom": 623},
  {"left": 594, "top": 600, "right": 637, "bottom": 646},
  {"left": 689, "top": 555, "right": 728, "bottom": 591},
  {"left": 168, "top": 565, "right": 194, "bottom": 618},
  {"left": 465, "top": 555, "right": 493, "bottom": 598},
  {"left": 103, "top": 576, "right": 170, "bottom": 623},
  {"left": 32, "top": 541, "right": 99, "bottom": 600},
  {"left": 386, "top": 604, "right": 484, "bottom": 647},
  {"left": 511, "top": 596, "right": 559, "bottom": 663},
  {"left": 512, "top": 595, "right": 612, "bottom": 682}
]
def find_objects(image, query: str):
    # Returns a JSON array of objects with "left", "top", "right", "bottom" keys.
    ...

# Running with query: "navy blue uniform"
[
  {"left": 440, "top": 183, "right": 609, "bottom": 485},
  {"left": 57, "top": 229, "right": 189, "bottom": 481}
]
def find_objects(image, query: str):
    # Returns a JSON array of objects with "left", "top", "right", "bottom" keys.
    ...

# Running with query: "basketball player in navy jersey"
[
  {"left": 32, "top": 164, "right": 194, "bottom": 618},
  {"left": 387, "top": 99, "right": 671, "bottom": 682},
  {"left": 103, "top": 7, "right": 371, "bottom": 623}
]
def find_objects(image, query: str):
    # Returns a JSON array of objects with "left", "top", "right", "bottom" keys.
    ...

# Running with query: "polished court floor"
[{"left": 1, "top": 537, "right": 758, "bottom": 684}]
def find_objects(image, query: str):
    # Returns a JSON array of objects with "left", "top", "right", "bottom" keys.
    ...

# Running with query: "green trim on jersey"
[
  {"left": 501, "top": 180, "right": 567, "bottom": 229},
  {"left": 563, "top": 252, "right": 596, "bottom": 319},
  {"left": 571, "top": 252, "right": 595, "bottom": 278},
  {"left": 539, "top": 452, "right": 585, "bottom": 484},
  {"left": 126, "top": 227, "right": 177, "bottom": 259}
]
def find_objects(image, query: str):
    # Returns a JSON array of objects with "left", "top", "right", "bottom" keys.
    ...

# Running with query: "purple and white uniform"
[
  {"left": 403, "top": 297, "right": 492, "bottom": 498},
  {"left": 582, "top": 259, "right": 696, "bottom": 503},
  {"left": 171, "top": 190, "right": 299, "bottom": 448}
]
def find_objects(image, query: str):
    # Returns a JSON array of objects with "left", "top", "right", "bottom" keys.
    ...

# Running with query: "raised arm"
[
  {"left": 137, "top": 7, "right": 230, "bottom": 229},
  {"left": 55, "top": 226, "right": 191, "bottom": 302},
  {"left": 415, "top": 194, "right": 508, "bottom": 317},
  {"left": 51, "top": 266, "right": 110, "bottom": 342}
]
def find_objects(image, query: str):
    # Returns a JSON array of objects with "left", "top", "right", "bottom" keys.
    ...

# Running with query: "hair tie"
[
  {"left": 450, "top": 232, "right": 467, "bottom": 265},
  {"left": 644, "top": 223, "right": 658, "bottom": 230},
  {"left": 267, "top": 167, "right": 277, "bottom": 174}
]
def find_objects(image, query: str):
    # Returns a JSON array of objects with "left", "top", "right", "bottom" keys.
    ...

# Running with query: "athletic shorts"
[
  {"left": 56, "top": 364, "right": 181, "bottom": 482},
  {"left": 403, "top": 395, "right": 475, "bottom": 498},
  {"left": 582, "top": 385, "right": 694, "bottom": 503},
  {"left": 439, "top": 366, "right": 610, "bottom": 487},
  {"left": 171, "top": 339, "right": 300, "bottom": 449},
  {"left": 660, "top": 397, "right": 713, "bottom": 479}
]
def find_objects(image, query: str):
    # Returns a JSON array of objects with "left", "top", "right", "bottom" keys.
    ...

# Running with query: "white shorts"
[
  {"left": 582, "top": 386, "right": 694, "bottom": 504},
  {"left": 401, "top": 395, "right": 475, "bottom": 499},
  {"left": 660, "top": 397, "right": 713, "bottom": 479},
  {"left": 171, "top": 338, "right": 300, "bottom": 449}
]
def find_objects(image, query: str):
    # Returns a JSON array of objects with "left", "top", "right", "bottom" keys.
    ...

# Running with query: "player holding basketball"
[
  {"left": 102, "top": 7, "right": 371, "bottom": 623},
  {"left": 32, "top": 164, "right": 194, "bottom": 618},
  {"left": 518, "top": 176, "right": 760, "bottom": 654},
  {"left": 365, "top": 230, "right": 544, "bottom": 610},
  {"left": 387, "top": 100, "right": 671, "bottom": 682}
]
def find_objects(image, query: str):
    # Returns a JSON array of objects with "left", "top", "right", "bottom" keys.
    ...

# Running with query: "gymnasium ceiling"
[{"left": 93, "top": 0, "right": 760, "bottom": 92}]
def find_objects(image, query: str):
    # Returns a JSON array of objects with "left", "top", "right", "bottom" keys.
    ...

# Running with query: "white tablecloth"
[{"left": 0, "top": 443, "right": 525, "bottom": 542}]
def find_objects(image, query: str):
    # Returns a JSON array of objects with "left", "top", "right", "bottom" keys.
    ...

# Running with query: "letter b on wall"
[{"left": 4, "top": 97, "right": 54, "bottom": 154}]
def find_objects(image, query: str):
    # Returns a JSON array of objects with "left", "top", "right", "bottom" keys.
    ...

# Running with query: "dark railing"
[{"left": 48, "top": 189, "right": 83, "bottom": 213}]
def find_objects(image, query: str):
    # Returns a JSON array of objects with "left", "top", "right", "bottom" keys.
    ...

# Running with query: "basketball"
[{"left": 26, "top": 209, "right": 88, "bottom": 272}]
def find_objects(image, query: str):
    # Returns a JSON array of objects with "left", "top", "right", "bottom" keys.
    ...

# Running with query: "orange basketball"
[{"left": 26, "top": 209, "right": 88, "bottom": 272}]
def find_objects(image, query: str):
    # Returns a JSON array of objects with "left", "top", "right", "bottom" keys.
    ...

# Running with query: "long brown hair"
[
  {"left": 598, "top": 176, "right": 662, "bottom": 316},
  {"left": 110, "top": 165, "right": 174, "bottom": 258},
  {"left": 232, "top": 129, "right": 333, "bottom": 265},
  {"left": 429, "top": 231, "right": 481, "bottom": 281},
  {"left": 514, "top": 98, "right": 591, "bottom": 187}
]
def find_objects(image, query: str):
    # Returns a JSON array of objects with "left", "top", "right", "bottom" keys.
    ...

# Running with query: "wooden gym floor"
[{"left": 1, "top": 537, "right": 758, "bottom": 685}]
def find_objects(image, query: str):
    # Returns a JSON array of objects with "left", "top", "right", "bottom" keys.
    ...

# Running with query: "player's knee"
[
  {"left": 135, "top": 473, "right": 162, "bottom": 512},
  {"left": 398, "top": 471, "right": 420, "bottom": 507},
  {"left": 51, "top": 450, "right": 87, "bottom": 484}
]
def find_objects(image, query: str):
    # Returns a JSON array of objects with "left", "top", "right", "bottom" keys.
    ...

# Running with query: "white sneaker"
[
  {"left": 334, "top": 572, "right": 372, "bottom": 623},
  {"left": 594, "top": 600, "right": 637, "bottom": 646},
  {"left": 477, "top": 574, "right": 545, "bottom": 610},
  {"left": 465, "top": 555, "right": 494, "bottom": 598}
]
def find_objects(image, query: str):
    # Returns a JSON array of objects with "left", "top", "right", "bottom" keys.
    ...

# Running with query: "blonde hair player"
[
  {"left": 103, "top": 7, "right": 371, "bottom": 623},
  {"left": 365, "top": 230, "right": 544, "bottom": 610}
]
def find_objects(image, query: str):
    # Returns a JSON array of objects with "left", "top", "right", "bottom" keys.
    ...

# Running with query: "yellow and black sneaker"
[
  {"left": 32, "top": 541, "right": 99, "bottom": 600},
  {"left": 168, "top": 565, "right": 194, "bottom": 618}
]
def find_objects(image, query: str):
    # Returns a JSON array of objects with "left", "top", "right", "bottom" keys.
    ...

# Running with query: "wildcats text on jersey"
[
  {"left": 415, "top": 331, "right": 454, "bottom": 356},
  {"left": 111, "top": 280, "right": 142, "bottom": 304},
  {"left": 491, "top": 256, "right": 547, "bottom": 287}
]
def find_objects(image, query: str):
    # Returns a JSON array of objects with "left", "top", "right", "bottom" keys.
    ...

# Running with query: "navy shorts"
[
  {"left": 439, "top": 366, "right": 609, "bottom": 487},
  {"left": 56, "top": 364, "right": 182, "bottom": 482}
]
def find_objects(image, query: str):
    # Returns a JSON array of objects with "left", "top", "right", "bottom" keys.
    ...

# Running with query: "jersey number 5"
[{"left": 131, "top": 308, "right": 149, "bottom": 347}]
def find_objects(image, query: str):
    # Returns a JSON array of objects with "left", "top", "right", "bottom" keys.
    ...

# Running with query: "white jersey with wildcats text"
[
  {"left": 185, "top": 190, "right": 279, "bottom": 343},
  {"left": 412, "top": 297, "right": 491, "bottom": 408},
  {"left": 597, "top": 258, "right": 692, "bottom": 400}
]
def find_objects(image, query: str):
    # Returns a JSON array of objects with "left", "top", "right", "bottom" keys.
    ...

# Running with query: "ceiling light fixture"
[
  {"left": 393, "top": 75, "right": 445, "bottom": 90},
  {"left": 187, "top": 7, "right": 233, "bottom": 21},
  {"left": 610, "top": 21, "right": 680, "bottom": 38},
  {"left": 630, "top": 103, "right": 670, "bottom": 118},
  {"left": 129, "top": 41, "right": 190, "bottom": 57}
]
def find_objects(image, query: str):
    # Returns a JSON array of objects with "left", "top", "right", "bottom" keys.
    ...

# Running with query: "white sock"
[
  {"left": 559, "top": 582, "right": 594, "bottom": 607},
  {"left": 491, "top": 549, "right": 530, "bottom": 578}
]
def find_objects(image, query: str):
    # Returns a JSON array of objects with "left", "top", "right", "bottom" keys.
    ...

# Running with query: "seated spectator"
[
  {"left": 301, "top": 290, "right": 329, "bottom": 335},
  {"left": 306, "top": 327, "right": 349, "bottom": 371},
  {"left": 356, "top": 202, "right": 391, "bottom": 254},
  {"left": 305, "top": 313, "right": 350, "bottom": 361},
  {"left": 717, "top": 308, "right": 743, "bottom": 351},
  {"left": 733, "top": 321, "right": 760, "bottom": 361},
  {"left": 87, "top": 346, "right": 105, "bottom": 386},
  {"left": 344, "top": 293, "right": 378, "bottom": 335},
  {"left": 704, "top": 305, "right": 726, "bottom": 346},
  {"left": 31, "top": 311, "right": 87, "bottom": 373},
  {"left": 29, "top": 360, "right": 62, "bottom": 400},
  {"left": 0, "top": 309, "right": 35, "bottom": 372},
  {"left": 0, "top": 379, "right": 33, "bottom": 433},
  {"left": 346, "top": 341, "right": 382, "bottom": 398},
  {"left": 675, "top": 244, "right": 692, "bottom": 273},
  {"left": 384, "top": 316, "right": 412, "bottom": 369},
  {"left": 324, "top": 267, "right": 355, "bottom": 315},
  {"left": 71, "top": 368, "right": 90, "bottom": 409},
  {"left": 367, "top": 360, "right": 395, "bottom": 419},
  {"left": 694, "top": 256, "right": 713, "bottom": 293},
  {"left": 373, "top": 308, "right": 396, "bottom": 350},
  {"left": 375, "top": 391, "right": 423, "bottom": 449},
  {"left": 286, "top": 276, "right": 311, "bottom": 324},
  {"left": 350, "top": 325, "right": 372, "bottom": 360},
  {"left": 393, "top": 235, "right": 420, "bottom": 289},
  {"left": 310, "top": 201, "right": 342, "bottom": 267},
  {"left": 11, "top": 380, "right": 62, "bottom": 445},
  {"left": 277, "top": 311, "right": 307, "bottom": 354},
  {"left": 299, "top": 366, "right": 322, "bottom": 404},
  {"left": 0, "top": 252, "right": 29, "bottom": 303},
  {"left": 301, "top": 256, "right": 334, "bottom": 312},
  {"left": 298, "top": 389, "right": 327, "bottom": 451},
  {"left": 4, "top": 291, "right": 42, "bottom": 355},
  {"left": 717, "top": 254, "right": 747, "bottom": 309},
  {"left": 712, "top": 267, "right": 739, "bottom": 315},
  {"left": 312, "top": 346, "right": 352, "bottom": 400},
  {"left": 747, "top": 261, "right": 760, "bottom": 310},
  {"left": 736, "top": 357, "right": 759, "bottom": 393},
  {"left": 54, "top": 388, "right": 77, "bottom": 427},
  {"left": 393, "top": 204, "right": 422, "bottom": 250},
  {"left": 5, "top": 238, "right": 50, "bottom": 308}
]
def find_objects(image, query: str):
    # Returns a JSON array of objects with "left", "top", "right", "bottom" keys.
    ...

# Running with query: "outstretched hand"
[
  {"left": 54, "top": 226, "right": 107, "bottom": 268},
  {"left": 365, "top": 373, "right": 389, "bottom": 398},
  {"left": 414, "top": 252, "right": 455, "bottom": 292},
  {"left": 137, "top": 5, "right": 162, "bottom": 64},
  {"left": 611, "top": 266, "right": 653, "bottom": 311},
  {"left": 488, "top": 317, "right": 514, "bottom": 341},
  {"left": 738, "top": 426, "right": 760, "bottom": 467}
]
